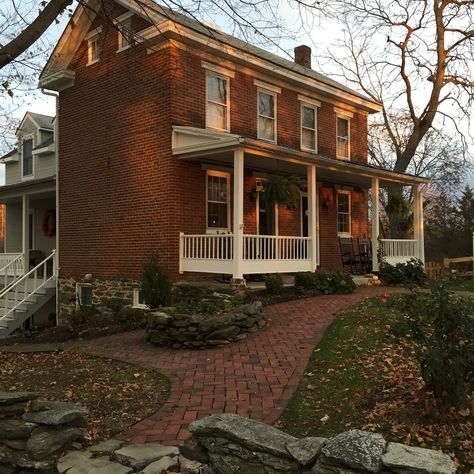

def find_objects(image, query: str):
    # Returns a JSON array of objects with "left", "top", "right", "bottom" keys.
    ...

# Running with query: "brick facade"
[{"left": 57, "top": 3, "right": 369, "bottom": 291}]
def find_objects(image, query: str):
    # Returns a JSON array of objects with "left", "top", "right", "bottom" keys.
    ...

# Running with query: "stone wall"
[
  {"left": 146, "top": 302, "right": 265, "bottom": 349},
  {"left": 0, "top": 391, "right": 89, "bottom": 473},
  {"left": 58, "top": 276, "right": 139, "bottom": 325},
  {"left": 181, "top": 414, "right": 457, "bottom": 474}
]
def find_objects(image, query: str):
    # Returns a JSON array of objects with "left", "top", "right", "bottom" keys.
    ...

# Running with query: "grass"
[
  {"left": 0, "top": 351, "right": 170, "bottom": 440},
  {"left": 277, "top": 296, "right": 473, "bottom": 471},
  {"left": 447, "top": 279, "right": 474, "bottom": 292}
]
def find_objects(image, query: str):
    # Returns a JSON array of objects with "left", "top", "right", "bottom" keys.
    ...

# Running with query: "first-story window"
[
  {"left": 207, "top": 171, "right": 230, "bottom": 230},
  {"left": 257, "top": 90, "right": 276, "bottom": 142},
  {"left": 206, "top": 72, "right": 229, "bottom": 131},
  {"left": 76, "top": 283, "right": 93, "bottom": 308},
  {"left": 336, "top": 116, "right": 350, "bottom": 159},
  {"left": 301, "top": 104, "right": 317, "bottom": 151},
  {"left": 133, "top": 288, "right": 148, "bottom": 309},
  {"left": 22, "top": 138, "right": 33, "bottom": 178},
  {"left": 337, "top": 191, "right": 351, "bottom": 235},
  {"left": 28, "top": 211, "right": 34, "bottom": 250}
]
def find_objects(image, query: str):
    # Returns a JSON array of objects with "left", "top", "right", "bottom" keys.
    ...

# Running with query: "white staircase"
[{"left": 0, "top": 251, "right": 56, "bottom": 338}]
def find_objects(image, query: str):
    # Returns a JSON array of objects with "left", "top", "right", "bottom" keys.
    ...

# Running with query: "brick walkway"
[{"left": 52, "top": 286, "right": 391, "bottom": 445}]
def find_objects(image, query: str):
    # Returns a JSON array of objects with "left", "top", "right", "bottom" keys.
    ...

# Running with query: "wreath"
[{"left": 42, "top": 209, "right": 56, "bottom": 237}]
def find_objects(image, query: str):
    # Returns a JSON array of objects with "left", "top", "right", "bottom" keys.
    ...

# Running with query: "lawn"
[
  {"left": 0, "top": 351, "right": 170, "bottom": 440},
  {"left": 277, "top": 296, "right": 473, "bottom": 471},
  {"left": 448, "top": 279, "right": 474, "bottom": 292}
]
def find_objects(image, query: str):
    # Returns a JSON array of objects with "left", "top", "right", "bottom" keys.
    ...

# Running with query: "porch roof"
[
  {"left": 0, "top": 176, "right": 56, "bottom": 202},
  {"left": 172, "top": 126, "right": 431, "bottom": 189}
]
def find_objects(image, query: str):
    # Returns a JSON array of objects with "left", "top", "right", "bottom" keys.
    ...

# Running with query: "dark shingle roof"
[
  {"left": 30, "top": 113, "right": 54, "bottom": 130},
  {"left": 33, "top": 136, "right": 54, "bottom": 150},
  {"left": 0, "top": 148, "right": 17, "bottom": 161}
]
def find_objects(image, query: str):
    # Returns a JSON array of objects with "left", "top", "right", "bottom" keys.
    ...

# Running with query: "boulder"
[
  {"left": 382, "top": 442, "right": 456, "bottom": 474},
  {"left": 112, "top": 443, "right": 179, "bottom": 470},
  {"left": 87, "top": 439, "right": 126, "bottom": 454},
  {"left": 179, "top": 436, "right": 209, "bottom": 464},
  {"left": 286, "top": 437, "right": 326, "bottom": 466},
  {"left": 179, "top": 456, "right": 207, "bottom": 474},
  {"left": 0, "top": 402, "right": 28, "bottom": 416},
  {"left": 26, "top": 427, "right": 88, "bottom": 460},
  {"left": 0, "top": 419, "right": 36, "bottom": 439},
  {"left": 140, "top": 455, "right": 179, "bottom": 473},
  {"left": 57, "top": 450, "right": 133, "bottom": 474},
  {"left": 23, "top": 406, "right": 88, "bottom": 426},
  {"left": 319, "top": 430, "right": 386, "bottom": 473},
  {"left": 0, "top": 392, "right": 37, "bottom": 406},
  {"left": 206, "top": 326, "right": 241, "bottom": 341}
]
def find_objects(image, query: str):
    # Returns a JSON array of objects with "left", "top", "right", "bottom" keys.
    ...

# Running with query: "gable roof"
[
  {"left": 40, "top": 0, "right": 381, "bottom": 112},
  {"left": 17, "top": 111, "right": 54, "bottom": 135},
  {"left": 0, "top": 148, "right": 17, "bottom": 162}
]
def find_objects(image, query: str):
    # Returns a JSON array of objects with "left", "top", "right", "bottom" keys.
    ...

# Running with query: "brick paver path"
[
  {"left": 2, "top": 287, "right": 396, "bottom": 445},
  {"left": 63, "top": 287, "right": 394, "bottom": 445}
]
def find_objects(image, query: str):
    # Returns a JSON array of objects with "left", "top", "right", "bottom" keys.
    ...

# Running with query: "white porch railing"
[
  {"left": 0, "top": 250, "right": 56, "bottom": 325},
  {"left": 380, "top": 239, "right": 418, "bottom": 265},
  {"left": 0, "top": 253, "right": 24, "bottom": 286},
  {"left": 179, "top": 233, "right": 312, "bottom": 275}
]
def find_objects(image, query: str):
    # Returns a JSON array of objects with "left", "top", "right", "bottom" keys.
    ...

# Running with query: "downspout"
[{"left": 41, "top": 88, "right": 59, "bottom": 326}]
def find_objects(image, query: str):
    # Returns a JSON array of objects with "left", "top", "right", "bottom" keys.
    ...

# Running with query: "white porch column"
[
  {"left": 22, "top": 194, "right": 29, "bottom": 274},
  {"left": 371, "top": 178, "right": 380, "bottom": 271},
  {"left": 232, "top": 149, "right": 245, "bottom": 283},
  {"left": 413, "top": 184, "right": 425, "bottom": 263},
  {"left": 307, "top": 164, "right": 318, "bottom": 270}
]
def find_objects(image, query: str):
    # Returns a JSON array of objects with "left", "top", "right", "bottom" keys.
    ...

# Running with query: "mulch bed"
[{"left": 0, "top": 351, "right": 169, "bottom": 440}]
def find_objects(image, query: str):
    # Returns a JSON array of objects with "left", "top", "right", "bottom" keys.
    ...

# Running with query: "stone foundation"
[
  {"left": 58, "top": 275, "right": 139, "bottom": 325},
  {"left": 146, "top": 302, "right": 265, "bottom": 349}
]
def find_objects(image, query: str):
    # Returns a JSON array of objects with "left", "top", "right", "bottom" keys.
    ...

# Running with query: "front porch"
[{"left": 173, "top": 127, "right": 430, "bottom": 281}]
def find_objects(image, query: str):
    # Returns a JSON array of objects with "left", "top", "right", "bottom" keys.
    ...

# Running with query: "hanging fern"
[{"left": 262, "top": 175, "right": 300, "bottom": 209}]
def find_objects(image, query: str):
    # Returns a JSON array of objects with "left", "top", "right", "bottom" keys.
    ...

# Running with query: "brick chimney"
[{"left": 294, "top": 45, "right": 312, "bottom": 69}]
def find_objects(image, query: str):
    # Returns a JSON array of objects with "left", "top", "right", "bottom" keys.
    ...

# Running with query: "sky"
[{"left": 1, "top": 0, "right": 474, "bottom": 188}]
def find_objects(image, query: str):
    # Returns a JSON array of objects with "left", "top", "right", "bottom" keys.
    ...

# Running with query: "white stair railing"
[
  {"left": 0, "top": 250, "right": 56, "bottom": 324},
  {"left": 0, "top": 253, "right": 24, "bottom": 288}
]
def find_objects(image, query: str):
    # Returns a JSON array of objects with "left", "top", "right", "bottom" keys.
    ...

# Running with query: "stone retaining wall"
[
  {"left": 181, "top": 414, "right": 457, "bottom": 474},
  {"left": 0, "top": 391, "right": 89, "bottom": 473},
  {"left": 146, "top": 302, "right": 265, "bottom": 349}
]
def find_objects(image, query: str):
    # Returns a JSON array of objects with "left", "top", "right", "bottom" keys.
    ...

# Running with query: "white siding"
[{"left": 5, "top": 203, "right": 22, "bottom": 253}]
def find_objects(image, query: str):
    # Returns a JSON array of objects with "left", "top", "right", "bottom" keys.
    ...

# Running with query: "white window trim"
[
  {"left": 254, "top": 79, "right": 281, "bottom": 94},
  {"left": 206, "top": 170, "right": 231, "bottom": 233},
  {"left": 298, "top": 95, "right": 321, "bottom": 108},
  {"left": 76, "top": 283, "right": 93, "bottom": 309},
  {"left": 337, "top": 190, "right": 351, "bottom": 237},
  {"left": 133, "top": 288, "right": 149, "bottom": 309},
  {"left": 336, "top": 115, "right": 350, "bottom": 160},
  {"left": 115, "top": 12, "right": 133, "bottom": 52},
  {"left": 20, "top": 136, "right": 35, "bottom": 181},
  {"left": 257, "top": 89, "right": 277, "bottom": 143},
  {"left": 28, "top": 210, "right": 34, "bottom": 251},
  {"left": 205, "top": 71, "right": 231, "bottom": 132},
  {"left": 300, "top": 103, "right": 318, "bottom": 153},
  {"left": 202, "top": 61, "right": 235, "bottom": 78},
  {"left": 86, "top": 27, "right": 102, "bottom": 66}
]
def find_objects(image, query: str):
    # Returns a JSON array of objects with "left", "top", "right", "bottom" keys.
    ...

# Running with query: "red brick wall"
[{"left": 58, "top": 5, "right": 369, "bottom": 281}]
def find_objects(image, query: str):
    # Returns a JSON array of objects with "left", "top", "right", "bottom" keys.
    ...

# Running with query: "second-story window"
[
  {"left": 116, "top": 13, "right": 133, "bottom": 51},
  {"left": 206, "top": 72, "right": 229, "bottom": 131},
  {"left": 336, "top": 116, "right": 350, "bottom": 159},
  {"left": 301, "top": 104, "right": 317, "bottom": 151},
  {"left": 257, "top": 90, "right": 276, "bottom": 142},
  {"left": 86, "top": 27, "right": 102, "bottom": 65},
  {"left": 22, "top": 139, "right": 33, "bottom": 178}
]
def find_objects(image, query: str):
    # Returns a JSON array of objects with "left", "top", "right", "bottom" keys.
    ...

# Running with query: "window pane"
[
  {"left": 302, "top": 128, "right": 315, "bottom": 150},
  {"left": 337, "top": 138, "right": 349, "bottom": 158},
  {"left": 207, "top": 175, "right": 227, "bottom": 203},
  {"left": 337, "top": 214, "right": 349, "bottom": 234},
  {"left": 337, "top": 117, "right": 349, "bottom": 138},
  {"left": 23, "top": 139, "right": 33, "bottom": 176},
  {"left": 28, "top": 213, "right": 34, "bottom": 250},
  {"left": 208, "top": 202, "right": 228, "bottom": 228},
  {"left": 121, "top": 19, "right": 132, "bottom": 47},
  {"left": 302, "top": 106, "right": 315, "bottom": 129},
  {"left": 258, "top": 91, "right": 274, "bottom": 118},
  {"left": 258, "top": 116, "right": 275, "bottom": 141},
  {"left": 80, "top": 286, "right": 93, "bottom": 306},
  {"left": 338, "top": 193, "right": 349, "bottom": 213},
  {"left": 207, "top": 103, "right": 226, "bottom": 130},
  {"left": 207, "top": 75, "right": 227, "bottom": 104}
]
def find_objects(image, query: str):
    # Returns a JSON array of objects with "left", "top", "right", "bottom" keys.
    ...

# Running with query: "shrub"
[
  {"left": 294, "top": 269, "right": 355, "bottom": 295},
  {"left": 115, "top": 307, "right": 146, "bottom": 327},
  {"left": 379, "top": 258, "right": 426, "bottom": 286},
  {"left": 392, "top": 285, "right": 474, "bottom": 407},
  {"left": 265, "top": 274, "right": 284, "bottom": 294},
  {"left": 69, "top": 305, "right": 101, "bottom": 327},
  {"left": 101, "top": 297, "right": 127, "bottom": 314},
  {"left": 140, "top": 253, "right": 172, "bottom": 309}
]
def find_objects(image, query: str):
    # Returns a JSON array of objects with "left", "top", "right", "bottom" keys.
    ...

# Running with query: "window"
[
  {"left": 336, "top": 116, "right": 350, "bottom": 159},
  {"left": 207, "top": 171, "right": 230, "bottom": 230},
  {"left": 257, "top": 90, "right": 276, "bottom": 142},
  {"left": 206, "top": 72, "right": 229, "bottom": 131},
  {"left": 22, "top": 139, "right": 33, "bottom": 178},
  {"left": 28, "top": 211, "right": 34, "bottom": 250},
  {"left": 301, "top": 104, "right": 317, "bottom": 151},
  {"left": 133, "top": 288, "right": 148, "bottom": 309},
  {"left": 337, "top": 191, "right": 351, "bottom": 235},
  {"left": 117, "top": 15, "right": 133, "bottom": 50},
  {"left": 86, "top": 27, "right": 102, "bottom": 65},
  {"left": 76, "top": 283, "right": 93, "bottom": 307}
]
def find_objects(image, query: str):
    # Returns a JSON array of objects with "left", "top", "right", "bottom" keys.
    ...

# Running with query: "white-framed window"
[
  {"left": 133, "top": 288, "right": 148, "bottom": 309},
  {"left": 206, "top": 72, "right": 230, "bottom": 131},
  {"left": 28, "top": 210, "right": 34, "bottom": 250},
  {"left": 85, "top": 27, "right": 102, "bottom": 65},
  {"left": 76, "top": 283, "right": 93, "bottom": 308},
  {"left": 257, "top": 89, "right": 277, "bottom": 142},
  {"left": 116, "top": 13, "right": 133, "bottom": 51},
  {"left": 336, "top": 115, "right": 350, "bottom": 160},
  {"left": 21, "top": 138, "right": 34, "bottom": 179},
  {"left": 206, "top": 170, "right": 230, "bottom": 231},
  {"left": 301, "top": 104, "right": 317, "bottom": 151},
  {"left": 337, "top": 190, "right": 351, "bottom": 236}
]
